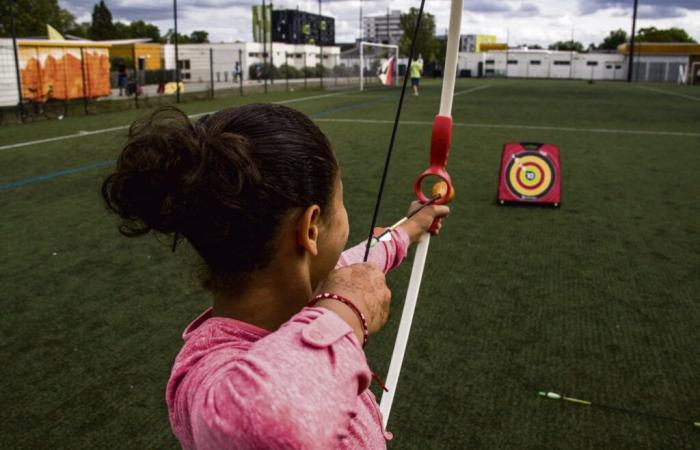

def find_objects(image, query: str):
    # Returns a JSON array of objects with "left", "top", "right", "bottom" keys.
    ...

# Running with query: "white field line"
[
  {"left": 637, "top": 85, "right": 700, "bottom": 102},
  {"left": 314, "top": 117, "right": 700, "bottom": 138},
  {"left": 453, "top": 84, "right": 493, "bottom": 96},
  {"left": 0, "top": 90, "right": 357, "bottom": 151}
]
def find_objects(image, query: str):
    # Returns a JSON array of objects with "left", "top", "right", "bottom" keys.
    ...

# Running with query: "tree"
[
  {"left": 66, "top": 22, "right": 91, "bottom": 39},
  {"left": 399, "top": 8, "right": 438, "bottom": 62},
  {"left": 113, "top": 21, "right": 131, "bottom": 39},
  {"left": 189, "top": 30, "right": 209, "bottom": 43},
  {"left": 129, "top": 20, "right": 161, "bottom": 42},
  {"left": 598, "top": 29, "right": 627, "bottom": 50},
  {"left": 548, "top": 40, "right": 584, "bottom": 52},
  {"left": 636, "top": 27, "right": 696, "bottom": 43},
  {"left": 161, "top": 29, "right": 209, "bottom": 44},
  {"left": 90, "top": 0, "right": 115, "bottom": 40},
  {"left": 0, "top": 0, "right": 76, "bottom": 38}
]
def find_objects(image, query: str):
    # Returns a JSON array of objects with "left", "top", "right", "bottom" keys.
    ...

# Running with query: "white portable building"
[{"left": 0, "top": 39, "right": 20, "bottom": 107}]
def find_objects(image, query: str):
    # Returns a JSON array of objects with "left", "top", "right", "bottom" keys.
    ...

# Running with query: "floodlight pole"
[
  {"left": 173, "top": 0, "right": 181, "bottom": 102},
  {"left": 359, "top": 0, "right": 363, "bottom": 41},
  {"left": 318, "top": 0, "right": 323, "bottom": 88},
  {"left": 359, "top": 42, "right": 364, "bottom": 91},
  {"left": 626, "top": 0, "right": 638, "bottom": 82},
  {"left": 9, "top": 0, "right": 24, "bottom": 118},
  {"left": 262, "top": 0, "right": 268, "bottom": 93}
]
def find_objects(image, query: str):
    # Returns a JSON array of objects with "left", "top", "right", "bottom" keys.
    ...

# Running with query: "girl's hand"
[
  {"left": 314, "top": 263, "right": 392, "bottom": 341},
  {"left": 398, "top": 201, "right": 450, "bottom": 245}
]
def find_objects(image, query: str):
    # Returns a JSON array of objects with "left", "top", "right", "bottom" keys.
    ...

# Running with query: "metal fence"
[{"left": 0, "top": 41, "right": 385, "bottom": 126}]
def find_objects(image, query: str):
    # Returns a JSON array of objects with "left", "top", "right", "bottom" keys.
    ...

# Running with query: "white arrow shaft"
[{"left": 379, "top": 232, "right": 431, "bottom": 428}]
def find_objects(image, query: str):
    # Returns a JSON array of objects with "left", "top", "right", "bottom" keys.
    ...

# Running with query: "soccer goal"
[{"left": 359, "top": 41, "right": 399, "bottom": 91}]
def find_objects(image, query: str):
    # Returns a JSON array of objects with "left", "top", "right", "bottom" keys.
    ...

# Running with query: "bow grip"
[
  {"left": 414, "top": 114, "right": 454, "bottom": 205},
  {"left": 414, "top": 115, "right": 455, "bottom": 233}
]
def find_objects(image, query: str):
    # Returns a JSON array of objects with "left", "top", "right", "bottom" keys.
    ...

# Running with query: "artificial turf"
[{"left": 1, "top": 79, "right": 698, "bottom": 449}]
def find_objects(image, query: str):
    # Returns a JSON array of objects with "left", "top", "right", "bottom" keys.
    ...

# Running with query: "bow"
[{"left": 374, "top": 0, "right": 464, "bottom": 429}]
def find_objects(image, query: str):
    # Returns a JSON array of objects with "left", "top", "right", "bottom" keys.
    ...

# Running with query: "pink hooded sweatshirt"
[{"left": 166, "top": 229, "right": 410, "bottom": 449}]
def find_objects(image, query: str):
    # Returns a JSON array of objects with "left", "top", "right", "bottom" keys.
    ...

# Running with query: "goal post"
[{"left": 359, "top": 41, "right": 399, "bottom": 91}]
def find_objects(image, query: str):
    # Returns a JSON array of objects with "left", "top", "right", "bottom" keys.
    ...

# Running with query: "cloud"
[
  {"left": 637, "top": 5, "right": 686, "bottom": 19},
  {"left": 579, "top": 0, "right": 700, "bottom": 15},
  {"left": 58, "top": 1, "right": 700, "bottom": 46},
  {"left": 511, "top": 3, "right": 541, "bottom": 17},
  {"left": 464, "top": 1, "right": 511, "bottom": 13}
]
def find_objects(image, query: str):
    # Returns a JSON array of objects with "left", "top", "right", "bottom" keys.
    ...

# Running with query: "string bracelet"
[{"left": 308, "top": 292, "right": 369, "bottom": 348}]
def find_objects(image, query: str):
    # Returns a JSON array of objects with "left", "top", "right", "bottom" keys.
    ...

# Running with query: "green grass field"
[{"left": 1, "top": 79, "right": 698, "bottom": 449}]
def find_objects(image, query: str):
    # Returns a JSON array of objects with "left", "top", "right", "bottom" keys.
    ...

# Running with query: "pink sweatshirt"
[{"left": 166, "top": 229, "right": 410, "bottom": 449}]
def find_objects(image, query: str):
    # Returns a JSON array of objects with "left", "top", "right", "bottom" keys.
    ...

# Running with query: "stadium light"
[
  {"left": 626, "top": 0, "right": 639, "bottom": 82},
  {"left": 9, "top": 0, "right": 24, "bottom": 118}
]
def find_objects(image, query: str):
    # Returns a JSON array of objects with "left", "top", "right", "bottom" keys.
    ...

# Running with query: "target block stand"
[{"left": 497, "top": 142, "right": 561, "bottom": 207}]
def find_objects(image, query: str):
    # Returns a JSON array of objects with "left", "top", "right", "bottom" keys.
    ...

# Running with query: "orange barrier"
[{"left": 19, "top": 41, "right": 111, "bottom": 101}]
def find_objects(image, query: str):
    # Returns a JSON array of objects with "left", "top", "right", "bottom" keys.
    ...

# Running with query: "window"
[
  {"left": 507, "top": 60, "right": 518, "bottom": 65},
  {"left": 177, "top": 60, "right": 190, "bottom": 70},
  {"left": 485, "top": 59, "right": 495, "bottom": 65},
  {"left": 553, "top": 61, "right": 570, "bottom": 66},
  {"left": 586, "top": 61, "right": 598, "bottom": 66},
  {"left": 530, "top": 60, "right": 541, "bottom": 65},
  {"left": 216, "top": 72, "right": 220, "bottom": 82},
  {"left": 606, "top": 65, "right": 613, "bottom": 69},
  {"left": 615, "top": 65, "right": 622, "bottom": 69}
]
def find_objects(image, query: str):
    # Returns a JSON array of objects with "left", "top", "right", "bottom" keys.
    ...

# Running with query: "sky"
[{"left": 59, "top": 0, "right": 700, "bottom": 47}]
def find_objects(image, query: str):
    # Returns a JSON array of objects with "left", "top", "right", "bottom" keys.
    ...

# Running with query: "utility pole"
[
  {"left": 318, "top": 0, "right": 323, "bottom": 88},
  {"left": 262, "top": 0, "right": 268, "bottom": 93},
  {"left": 270, "top": 1, "right": 274, "bottom": 85},
  {"left": 8, "top": 0, "right": 24, "bottom": 118},
  {"left": 627, "top": 0, "right": 639, "bottom": 82},
  {"left": 505, "top": 29, "right": 509, "bottom": 78},
  {"left": 569, "top": 28, "right": 574, "bottom": 79},
  {"left": 173, "top": 0, "right": 180, "bottom": 102},
  {"left": 386, "top": 8, "right": 390, "bottom": 44},
  {"left": 359, "top": 0, "right": 363, "bottom": 42}
]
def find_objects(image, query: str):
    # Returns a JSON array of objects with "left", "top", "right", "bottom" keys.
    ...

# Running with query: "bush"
[{"left": 278, "top": 64, "right": 302, "bottom": 79}]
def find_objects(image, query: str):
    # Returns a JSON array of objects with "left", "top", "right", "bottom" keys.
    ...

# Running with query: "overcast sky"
[{"left": 60, "top": 0, "right": 700, "bottom": 47}]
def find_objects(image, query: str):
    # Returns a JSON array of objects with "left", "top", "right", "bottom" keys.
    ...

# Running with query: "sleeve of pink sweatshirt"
[{"left": 185, "top": 229, "right": 410, "bottom": 449}]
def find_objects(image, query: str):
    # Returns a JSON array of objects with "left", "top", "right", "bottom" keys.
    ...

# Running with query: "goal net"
[
  {"left": 332, "top": 42, "right": 399, "bottom": 91},
  {"left": 359, "top": 42, "right": 399, "bottom": 91}
]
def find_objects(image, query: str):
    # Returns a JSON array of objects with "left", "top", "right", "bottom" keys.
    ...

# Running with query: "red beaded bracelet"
[{"left": 308, "top": 292, "right": 369, "bottom": 348}]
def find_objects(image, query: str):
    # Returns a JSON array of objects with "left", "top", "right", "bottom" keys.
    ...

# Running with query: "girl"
[{"left": 101, "top": 104, "right": 449, "bottom": 449}]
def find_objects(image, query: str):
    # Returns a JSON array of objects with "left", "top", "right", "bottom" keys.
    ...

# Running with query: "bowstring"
[{"left": 363, "top": 0, "right": 427, "bottom": 262}]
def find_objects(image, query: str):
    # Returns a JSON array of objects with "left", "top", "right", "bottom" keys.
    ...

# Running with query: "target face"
[{"left": 505, "top": 151, "right": 555, "bottom": 199}]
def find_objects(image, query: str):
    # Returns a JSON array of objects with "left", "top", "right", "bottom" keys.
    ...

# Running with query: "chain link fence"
[{"left": 1, "top": 38, "right": 392, "bottom": 126}]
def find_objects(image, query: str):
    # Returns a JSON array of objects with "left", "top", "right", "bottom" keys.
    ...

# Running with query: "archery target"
[
  {"left": 497, "top": 143, "right": 561, "bottom": 206},
  {"left": 506, "top": 152, "right": 555, "bottom": 199}
]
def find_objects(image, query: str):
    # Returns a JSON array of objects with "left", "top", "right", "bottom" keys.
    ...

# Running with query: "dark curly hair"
[{"left": 101, "top": 104, "right": 338, "bottom": 293}]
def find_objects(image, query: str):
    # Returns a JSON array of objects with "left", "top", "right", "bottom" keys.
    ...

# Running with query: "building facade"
[
  {"left": 618, "top": 42, "right": 700, "bottom": 83},
  {"left": 271, "top": 9, "right": 335, "bottom": 45},
  {"left": 460, "top": 34, "right": 497, "bottom": 53},
  {"left": 163, "top": 42, "right": 341, "bottom": 84},
  {"left": 362, "top": 10, "right": 402, "bottom": 45},
  {"left": 458, "top": 49, "right": 627, "bottom": 80}
]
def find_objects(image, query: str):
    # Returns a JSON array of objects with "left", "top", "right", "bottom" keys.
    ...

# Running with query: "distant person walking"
[
  {"left": 409, "top": 58, "right": 423, "bottom": 96},
  {"left": 234, "top": 61, "right": 242, "bottom": 83},
  {"left": 117, "top": 60, "right": 127, "bottom": 96}
]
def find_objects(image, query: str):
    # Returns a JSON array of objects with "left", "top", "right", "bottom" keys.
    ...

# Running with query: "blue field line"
[
  {"left": 0, "top": 160, "right": 115, "bottom": 192},
  {"left": 1, "top": 94, "right": 393, "bottom": 193}
]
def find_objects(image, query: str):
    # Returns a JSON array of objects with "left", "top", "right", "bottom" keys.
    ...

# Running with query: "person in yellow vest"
[{"left": 409, "top": 57, "right": 423, "bottom": 96}]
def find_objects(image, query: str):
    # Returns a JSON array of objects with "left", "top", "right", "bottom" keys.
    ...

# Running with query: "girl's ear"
[{"left": 296, "top": 205, "right": 321, "bottom": 256}]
